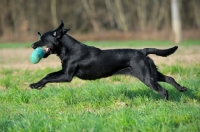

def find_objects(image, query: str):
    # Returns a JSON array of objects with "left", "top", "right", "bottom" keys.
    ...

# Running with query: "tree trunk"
[
  {"left": 114, "top": 0, "right": 128, "bottom": 32},
  {"left": 192, "top": 0, "right": 200, "bottom": 28},
  {"left": 81, "top": 0, "right": 100, "bottom": 32},
  {"left": 51, "top": 0, "right": 58, "bottom": 28},
  {"left": 105, "top": 0, "right": 115, "bottom": 28},
  {"left": 135, "top": 0, "right": 147, "bottom": 31},
  {"left": 171, "top": 0, "right": 182, "bottom": 44}
]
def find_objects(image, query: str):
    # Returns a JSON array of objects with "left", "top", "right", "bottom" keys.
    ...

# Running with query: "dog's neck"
[
  {"left": 60, "top": 34, "right": 81, "bottom": 48},
  {"left": 56, "top": 34, "right": 81, "bottom": 61}
]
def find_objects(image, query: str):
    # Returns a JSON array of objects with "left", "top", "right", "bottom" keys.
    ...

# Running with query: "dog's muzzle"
[{"left": 31, "top": 44, "right": 36, "bottom": 49}]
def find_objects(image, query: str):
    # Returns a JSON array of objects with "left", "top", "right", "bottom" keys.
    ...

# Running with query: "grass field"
[{"left": 0, "top": 40, "right": 200, "bottom": 131}]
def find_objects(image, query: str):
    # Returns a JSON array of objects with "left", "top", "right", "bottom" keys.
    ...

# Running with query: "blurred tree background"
[{"left": 0, "top": 0, "right": 199, "bottom": 41}]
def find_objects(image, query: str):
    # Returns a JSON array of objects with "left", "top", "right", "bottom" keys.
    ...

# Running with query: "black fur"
[{"left": 30, "top": 20, "right": 187, "bottom": 100}]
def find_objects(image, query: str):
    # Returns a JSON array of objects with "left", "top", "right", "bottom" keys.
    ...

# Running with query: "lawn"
[{"left": 0, "top": 40, "right": 200, "bottom": 131}]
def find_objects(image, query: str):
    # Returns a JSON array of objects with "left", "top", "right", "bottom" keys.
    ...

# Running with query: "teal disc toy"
[{"left": 30, "top": 47, "right": 45, "bottom": 64}]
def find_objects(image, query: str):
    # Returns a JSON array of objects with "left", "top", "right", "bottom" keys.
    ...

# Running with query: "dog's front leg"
[{"left": 29, "top": 69, "right": 74, "bottom": 89}]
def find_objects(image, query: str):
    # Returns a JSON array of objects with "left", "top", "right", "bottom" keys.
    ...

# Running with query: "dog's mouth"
[
  {"left": 43, "top": 46, "right": 53, "bottom": 58},
  {"left": 44, "top": 47, "right": 51, "bottom": 53}
]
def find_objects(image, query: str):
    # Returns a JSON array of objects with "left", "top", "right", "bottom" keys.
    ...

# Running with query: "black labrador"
[{"left": 30, "top": 20, "right": 187, "bottom": 100}]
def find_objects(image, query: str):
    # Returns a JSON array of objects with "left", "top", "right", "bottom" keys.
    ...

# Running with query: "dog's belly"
[
  {"left": 75, "top": 67, "right": 117, "bottom": 80},
  {"left": 75, "top": 64, "right": 130, "bottom": 80},
  {"left": 75, "top": 72, "right": 109, "bottom": 80}
]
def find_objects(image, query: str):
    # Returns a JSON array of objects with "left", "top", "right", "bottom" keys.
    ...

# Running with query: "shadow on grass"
[
  {"left": 120, "top": 88, "right": 161, "bottom": 100},
  {"left": 166, "top": 84, "right": 200, "bottom": 102},
  {"left": 120, "top": 87, "right": 199, "bottom": 102}
]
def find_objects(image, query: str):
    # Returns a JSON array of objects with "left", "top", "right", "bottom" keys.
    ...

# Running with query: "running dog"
[{"left": 29, "top": 20, "right": 187, "bottom": 100}]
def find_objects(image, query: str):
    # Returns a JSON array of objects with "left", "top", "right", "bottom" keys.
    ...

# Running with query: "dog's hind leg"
[
  {"left": 143, "top": 77, "right": 169, "bottom": 100},
  {"left": 130, "top": 59, "right": 169, "bottom": 100},
  {"left": 157, "top": 72, "right": 188, "bottom": 92}
]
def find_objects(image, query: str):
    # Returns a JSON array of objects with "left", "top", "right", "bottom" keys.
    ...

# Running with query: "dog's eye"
[{"left": 53, "top": 32, "right": 57, "bottom": 37}]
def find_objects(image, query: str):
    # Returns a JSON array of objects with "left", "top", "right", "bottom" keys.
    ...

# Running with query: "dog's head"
[{"left": 31, "top": 20, "right": 70, "bottom": 58}]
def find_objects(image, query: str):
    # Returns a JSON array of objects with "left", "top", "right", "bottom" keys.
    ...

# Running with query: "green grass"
[
  {"left": 0, "top": 40, "right": 200, "bottom": 131},
  {"left": 0, "top": 63, "right": 200, "bottom": 131},
  {"left": 0, "top": 42, "right": 31, "bottom": 49}
]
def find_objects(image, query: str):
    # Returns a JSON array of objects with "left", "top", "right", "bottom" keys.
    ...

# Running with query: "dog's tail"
[{"left": 141, "top": 46, "right": 178, "bottom": 57}]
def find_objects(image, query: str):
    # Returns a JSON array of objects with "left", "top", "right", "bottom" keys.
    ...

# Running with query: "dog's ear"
[
  {"left": 55, "top": 20, "right": 64, "bottom": 31},
  {"left": 52, "top": 20, "right": 65, "bottom": 39},
  {"left": 63, "top": 28, "right": 70, "bottom": 34},
  {"left": 38, "top": 31, "right": 41, "bottom": 37},
  {"left": 38, "top": 31, "right": 41, "bottom": 40}
]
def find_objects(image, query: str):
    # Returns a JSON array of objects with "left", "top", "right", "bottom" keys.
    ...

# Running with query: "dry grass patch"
[{"left": 0, "top": 46, "right": 199, "bottom": 71}]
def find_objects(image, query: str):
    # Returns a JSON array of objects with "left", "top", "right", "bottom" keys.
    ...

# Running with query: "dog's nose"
[{"left": 31, "top": 44, "right": 35, "bottom": 48}]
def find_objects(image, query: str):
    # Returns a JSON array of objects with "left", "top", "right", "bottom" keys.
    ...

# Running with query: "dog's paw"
[
  {"left": 179, "top": 87, "right": 188, "bottom": 92},
  {"left": 29, "top": 83, "right": 44, "bottom": 89},
  {"left": 29, "top": 83, "right": 38, "bottom": 89}
]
